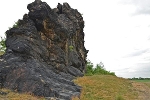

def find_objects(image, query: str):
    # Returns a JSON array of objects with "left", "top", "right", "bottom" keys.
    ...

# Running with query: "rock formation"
[{"left": 0, "top": 0, "right": 88, "bottom": 99}]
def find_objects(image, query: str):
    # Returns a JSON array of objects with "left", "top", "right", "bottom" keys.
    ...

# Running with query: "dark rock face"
[{"left": 0, "top": 0, "right": 87, "bottom": 99}]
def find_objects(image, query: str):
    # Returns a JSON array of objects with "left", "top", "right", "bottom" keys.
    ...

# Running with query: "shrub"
[
  {"left": 85, "top": 60, "right": 116, "bottom": 76},
  {"left": 85, "top": 60, "right": 94, "bottom": 76},
  {"left": 0, "top": 37, "right": 6, "bottom": 52}
]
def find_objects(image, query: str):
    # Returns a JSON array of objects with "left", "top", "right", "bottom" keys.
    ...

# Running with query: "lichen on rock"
[{"left": 0, "top": 0, "right": 88, "bottom": 99}]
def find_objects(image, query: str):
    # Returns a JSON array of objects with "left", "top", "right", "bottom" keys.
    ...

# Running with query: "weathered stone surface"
[{"left": 0, "top": 0, "right": 87, "bottom": 99}]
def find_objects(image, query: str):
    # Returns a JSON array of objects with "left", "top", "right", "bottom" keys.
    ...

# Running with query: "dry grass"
[
  {"left": 74, "top": 75, "right": 138, "bottom": 100},
  {"left": 145, "top": 82, "right": 150, "bottom": 88},
  {"left": 0, "top": 88, "right": 45, "bottom": 100},
  {"left": 1, "top": 75, "right": 148, "bottom": 100},
  {"left": 71, "top": 96, "right": 80, "bottom": 100},
  {"left": 0, "top": 51, "right": 4, "bottom": 56}
]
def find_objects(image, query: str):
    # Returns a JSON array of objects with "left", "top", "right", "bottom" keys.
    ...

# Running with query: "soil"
[{"left": 132, "top": 82, "right": 150, "bottom": 100}]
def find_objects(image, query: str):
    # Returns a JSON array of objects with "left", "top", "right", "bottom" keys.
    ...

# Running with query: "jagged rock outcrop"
[{"left": 0, "top": 0, "right": 87, "bottom": 99}]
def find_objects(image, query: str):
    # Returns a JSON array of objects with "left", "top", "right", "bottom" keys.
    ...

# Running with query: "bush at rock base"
[{"left": 85, "top": 60, "right": 116, "bottom": 76}]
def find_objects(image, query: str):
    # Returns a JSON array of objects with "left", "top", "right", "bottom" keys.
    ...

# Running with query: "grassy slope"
[
  {"left": 74, "top": 75, "right": 138, "bottom": 100},
  {"left": 0, "top": 75, "right": 150, "bottom": 100}
]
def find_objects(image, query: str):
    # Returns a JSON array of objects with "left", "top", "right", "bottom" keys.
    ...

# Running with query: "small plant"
[
  {"left": 0, "top": 37, "right": 6, "bottom": 53},
  {"left": 69, "top": 45, "right": 74, "bottom": 51},
  {"left": 13, "top": 21, "right": 19, "bottom": 28},
  {"left": 0, "top": 20, "right": 19, "bottom": 55},
  {"left": 116, "top": 95, "right": 125, "bottom": 100}
]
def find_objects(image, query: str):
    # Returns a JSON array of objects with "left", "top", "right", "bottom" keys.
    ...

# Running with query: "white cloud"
[
  {"left": 120, "top": 0, "right": 150, "bottom": 15},
  {"left": 128, "top": 69, "right": 136, "bottom": 73}
]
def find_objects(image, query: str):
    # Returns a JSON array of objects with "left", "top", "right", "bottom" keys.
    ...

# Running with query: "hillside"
[
  {"left": 0, "top": 75, "right": 150, "bottom": 100},
  {"left": 74, "top": 75, "right": 150, "bottom": 100}
]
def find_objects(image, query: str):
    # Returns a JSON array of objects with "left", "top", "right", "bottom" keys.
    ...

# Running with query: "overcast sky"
[{"left": 1, "top": 0, "right": 150, "bottom": 78}]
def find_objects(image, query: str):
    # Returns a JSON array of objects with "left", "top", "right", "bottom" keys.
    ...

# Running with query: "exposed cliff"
[{"left": 0, "top": 0, "right": 88, "bottom": 99}]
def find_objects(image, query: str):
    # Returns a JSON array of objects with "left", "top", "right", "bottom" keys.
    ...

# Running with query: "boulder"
[{"left": 0, "top": 0, "right": 88, "bottom": 99}]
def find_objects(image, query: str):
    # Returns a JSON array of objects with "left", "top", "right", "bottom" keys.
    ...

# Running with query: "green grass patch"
[{"left": 132, "top": 79, "right": 150, "bottom": 82}]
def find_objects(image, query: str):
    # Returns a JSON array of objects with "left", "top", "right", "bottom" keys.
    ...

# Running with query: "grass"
[
  {"left": 74, "top": 75, "right": 138, "bottom": 100},
  {"left": 0, "top": 51, "right": 4, "bottom": 56},
  {"left": 132, "top": 79, "right": 150, "bottom": 82},
  {"left": 145, "top": 82, "right": 150, "bottom": 88},
  {"left": 0, "top": 88, "right": 45, "bottom": 100},
  {"left": 0, "top": 75, "right": 148, "bottom": 100},
  {"left": 131, "top": 79, "right": 150, "bottom": 88}
]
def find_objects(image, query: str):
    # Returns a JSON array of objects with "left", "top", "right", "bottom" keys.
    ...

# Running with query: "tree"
[
  {"left": 85, "top": 60, "right": 94, "bottom": 76},
  {"left": 85, "top": 60, "right": 116, "bottom": 76},
  {"left": 93, "top": 63, "right": 106, "bottom": 75}
]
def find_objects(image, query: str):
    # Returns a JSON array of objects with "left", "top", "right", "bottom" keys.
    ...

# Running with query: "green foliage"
[
  {"left": 129, "top": 77, "right": 150, "bottom": 82},
  {"left": 84, "top": 60, "right": 94, "bottom": 76},
  {"left": 0, "top": 21, "right": 19, "bottom": 54},
  {"left": 69, "top": 45, "right": 74, "bottom": 51},
  {"left": 0, "top": 37, "right": 6, "bottom": 53},
  {"left": 85, "top": 60, "right": 116, "bottom": 76},
  {"left": 129, "top": 77, "right": 150, "bottom": 80},
  {"left": 13, "top": 21, "right": 19, "bottom": 28}
]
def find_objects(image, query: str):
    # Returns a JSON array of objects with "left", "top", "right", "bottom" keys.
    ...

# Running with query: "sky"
[{"left": 1, "top": 0, "right": 150, "bottom": 78}]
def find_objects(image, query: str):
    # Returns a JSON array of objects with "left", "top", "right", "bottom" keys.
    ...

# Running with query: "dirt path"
[{"left": 132, "top": 82, "right": 150, "bottom": 100}]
